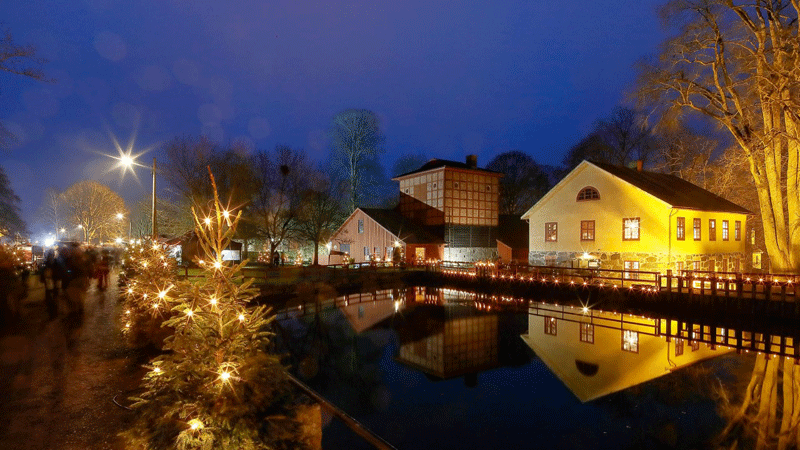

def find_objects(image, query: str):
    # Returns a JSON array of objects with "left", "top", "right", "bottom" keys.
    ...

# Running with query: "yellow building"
[{"left": 521, "top": 161, "right": 750, "bottom": 273}]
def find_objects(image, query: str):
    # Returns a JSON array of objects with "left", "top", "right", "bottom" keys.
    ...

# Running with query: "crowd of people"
[{"left": 36, "top": 243, "right": 118, "bottom": 320}]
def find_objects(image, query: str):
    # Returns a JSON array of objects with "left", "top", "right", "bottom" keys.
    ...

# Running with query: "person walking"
[{"left": 41, "top": 251, "right": 58, "bottom": 319}]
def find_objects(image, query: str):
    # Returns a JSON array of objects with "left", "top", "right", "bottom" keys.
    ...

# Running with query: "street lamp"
[{"left": 113, "top": 154, "right": 158, "bottom": 240}]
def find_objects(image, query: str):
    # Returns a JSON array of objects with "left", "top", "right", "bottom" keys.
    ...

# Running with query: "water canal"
[{"left": 272, "top": 286, "right": 772, "bottom": 449}]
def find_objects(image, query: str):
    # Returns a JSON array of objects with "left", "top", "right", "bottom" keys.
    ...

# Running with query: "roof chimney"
[
  {"left": 466, "top": 154, "right": 478, "bottom": 168},
  {"left": 636, "top": 160, "right": 643, "bottom": 171}
]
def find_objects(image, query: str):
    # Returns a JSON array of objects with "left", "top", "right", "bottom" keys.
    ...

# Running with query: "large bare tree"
[
  {"left": 329, "top": 109, "right": 385, "bottom": 212},
  {"left": 640, "top": 0, "right": 800, "bottom": 272},
  {"left": 61, "top": 181, "right": 127, "bottom": 243},
  {"left": 249, "top": 145, "right": 312, "bottom": 265}
]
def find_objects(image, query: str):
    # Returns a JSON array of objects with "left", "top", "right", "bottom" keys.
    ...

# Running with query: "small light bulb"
[
  {"left": 127, "top": 288, "right": 133, "bottom": 294},
  {"left": 186, "top": 310, "right": 193, "bottom": 317},
  {"left": 214, "top": 261, "right": 222, "bottom": 269},
  {"left": 238, "top": 314, "right": 245, "bottom": 322},
  {"left": 223, "top": 210, "right": 230, "bottom": 218},
  {"left": 220, "top": 371, "right": 231, "bottom": 381},
  {"left": 153, "top": 367, "right": 161, "bottom": 374},
  {"left": 125, "top": 310, "right": 131, "bottom": 315},
  {"left": 153, "top": 303, "right": 159, "bottom": 309},
  {"left": 188, "top": 419, "right": 203, "bottom": 430},
  {"left": 158, "top": 291, "right": 167, "bottom": 299},
  {"left": 210, "top": 297, "right": 217, "bottom": 306},
  {"left": 204, "top": 217, "right": 211, "bottom": 225}
]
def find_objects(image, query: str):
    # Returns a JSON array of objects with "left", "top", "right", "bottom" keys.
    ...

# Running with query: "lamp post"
[{"left": 113, "top": 153, "right": 157, "bottom": 241}]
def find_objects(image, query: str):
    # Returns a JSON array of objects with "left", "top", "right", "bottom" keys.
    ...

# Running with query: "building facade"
[
  {"left": 330, "top": 155, "right": 503, "bottom": 264},
  {"left": 393, "top": 155, "right": 503, "bottom": 262},
  {"left": 521, "top": 161, "right": 750, "bottom": 274}
]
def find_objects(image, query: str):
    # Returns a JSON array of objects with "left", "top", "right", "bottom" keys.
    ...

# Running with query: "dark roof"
[
  {"left": 360, "top": 208, "right": 445, "bottom": 244},
  {"left": 591, "top": 161, "right": 751, "bottom": 214},
  {"left": 497, "top": 214, "right": 529, "bottom": 249},
  {"left": 393, "top": 158, "right": 502, "bottom": 179}
]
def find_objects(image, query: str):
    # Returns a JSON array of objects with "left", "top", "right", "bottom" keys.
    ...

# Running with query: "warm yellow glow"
[
  {"left": 204, "top": 217, "right": 211, "bottom": 225},
  {"left": 117, "top": 213, "right": 124, "bottom": 220},
  {"left": 153, "top": 367, "right": 162, "bottom": 374},
  {"left": 186, "top": 310, "right": 194, "bottom": 317},
  {"left": 210, "top": 297, "right": 217, "bottom": 306},
  {"left": 220, "top": 371, "right": 231, "bottom": 381},
  {"left": 153, "top": 244, "right": 159, "bottom": 250},
  {"left": 158, "top": 290, "right": 167, "bottom": 299},
  {"left": 582, "top": 306, "right": 589, "bottom": 313},
  {"left": 213, "top": 261, "right": 222, "bottom": 269},
  {"left": 223, "top": 210, "right": 230, "bottom": 218},
  {"left": 127, "top": 288, "right": 133, "bottom": 294},
  {"left": 125, "top": 322, "right": 131, "bottom": 328},
  {"left": 152, "top": 303, "right": 159, "bottom": 309},
  {"left": 142, "top": 262, "right": 148, "bottom": 268},
  {"left": 188, "top": 419, "right": 203, "bottom": 431},
  {"left": 238, "top": 313, "right": 245, "bottom": 322},
  {"left": 125, "top": 309, "right": 131, "bottom": 315}
]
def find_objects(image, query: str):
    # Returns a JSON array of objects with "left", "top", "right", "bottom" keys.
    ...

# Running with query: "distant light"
[
  {"left": 116, "top": 213, "right": 124, "bottom": 220},
  {"left": 115, "top": 238, "right": 123, "bottom": 244},
  {"left": 44, "top": 238, "right": 55, "bottom": 247}
]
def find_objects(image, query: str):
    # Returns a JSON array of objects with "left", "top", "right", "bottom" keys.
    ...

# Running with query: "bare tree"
[
  {"left": 329, "top": 109, "right": 385, "bottom": 212},
  {"left": 37, "top": 188, "right": 66, "bottom": 238},
  {"left": 640, "top": 0, "right": 800, "bottom": 271},
  {"left": 295, "top": 174, "right": 345, "bottom": 266},
  {"left": 249, "top": 145, "right": 312, "bottom": 265},
  {"left": 1, "top": 28, "right": 49, "bottom": 150},
  {"left": 562, "top": 107, "right": 655, "bottom": 172},
  {"left": 486, "top": 151, "right": 550, "bottom": 215},
  {"left": 61, "top": 181, "right": 126, "bottom": 243}
]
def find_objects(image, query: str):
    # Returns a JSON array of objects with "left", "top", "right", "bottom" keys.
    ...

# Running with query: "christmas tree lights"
[{"left": 123, "top": 170, "right": 302, "bottom": 450}]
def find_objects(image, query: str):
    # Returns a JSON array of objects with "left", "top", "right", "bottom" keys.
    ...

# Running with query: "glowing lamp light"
[
  {"left": 152, "top": 303, "right": 159, "bottom": 309},
  {"left": 153, "top": 367, "right": 162, "bottom": 374},
  {"left": 115, "top": 237, "right": 123, "bottom": 244},
  {"left": 582, "top": 307, "right": 589, "bottom": 313},
  {"left": 127, "top": 288, "right": 133, "bottom": 294},
  {"left": 238, "top": 313, "right": 245, "bottom": 322},
  {"left": 186, "top": 310, "right": 194, "bottom": 317},
  {"left": 214, "top": 261, "right": 222, "bottom": 269},
  {"left": 223, "top": 210, "right": 230, "bottom": 218},
  {"left": 188, "top": 419, "right": 203, "bottom": 431},
  {"left": 220, "top": 371, "right": 231, "bottom": 381},
  {"left": 125, "top": 310, "right": 131, "bottom": 315},
  {"left": 204, "top": 217, "right": 211, "bottom": 225},
  {"left": 210, "top": 297, "right": 217, "bottom": 306}
]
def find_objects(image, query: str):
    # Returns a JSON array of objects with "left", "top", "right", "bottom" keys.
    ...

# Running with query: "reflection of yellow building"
[
  {"left": 521, "top": 161, "right": 750, "bottom": 273},
  {"left": 521, "top": 303, "right": 731, "bottom": 402},
  {"left": 395, "top": 305, "right": 498, "bottom": 379}
]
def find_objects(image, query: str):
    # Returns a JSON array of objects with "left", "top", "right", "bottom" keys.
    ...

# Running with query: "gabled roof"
[
  {"left": 393, "top": 158, "right": 502, "bottom": 180},
  {"left": 360, "top": 208, "right": 445, "bottom": 244},
  {"left": 590, "top": 162, "right": 750, "bottom": 214},
  {"left": 497, "top": 214, "right": 528, "bottom": 249}
]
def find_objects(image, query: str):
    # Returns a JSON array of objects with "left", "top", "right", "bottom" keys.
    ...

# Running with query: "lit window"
[
  {"left": 358, "top": 219, "right": 364, "bottom": 234},
  {"left": 693, "top": 218, "right": 701, "bottom": 240},
  {"left": 580, "top": 220, "right": 595, "bottom": 241},
  {"left": 735, "top": 221, "right": 741, "bottom": 241},
  {"left": 545, "top": 222, "right": 558, "bottom": 242},
  {"left": 576, "top": 187, "right": 600, "bottom": 201},
  {"left": 622, "top": 330, "right": 639, "bottom": 353},
  {"left": 623, "top": 218, "right": 640, "bottom": 241},
  {"left": 580, "top": 323, "right": 594, "bottom": 343},
  {"left": 676, "top": 217, "right": 685, "bottom": 240},
  {"left": 722, "top": 220, "right": 729, "bottom": 240},
  {"left": 544, "top": 317, "right": 557, "bottom": 335},
  {"left": 709, "top": 219, "right": 716, "bottom": 241}
]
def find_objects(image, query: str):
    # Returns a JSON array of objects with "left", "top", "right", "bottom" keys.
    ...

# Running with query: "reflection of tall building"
[
  {"left": 395, "top": 305, "right": 498, "bottom": 380},
  {"left": 522, "top": 304, "right": 732, "bottom": 402}
]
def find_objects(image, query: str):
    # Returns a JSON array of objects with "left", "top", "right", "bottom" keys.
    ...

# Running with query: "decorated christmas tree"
[
  {"left": 119, "top": 239, "right": 179, "bottom": 348},
  {"left": 123, "top": 171, "right": 303, "bottom": 450}
]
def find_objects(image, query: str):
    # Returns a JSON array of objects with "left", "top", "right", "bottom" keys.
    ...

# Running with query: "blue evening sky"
[{"left": 1, "top": 0, "right": 665, "bottom": 235}]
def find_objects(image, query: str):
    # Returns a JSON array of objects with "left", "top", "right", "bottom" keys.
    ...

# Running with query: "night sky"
[{"left": 2, "top": 0, "right": 665, "bottom": 237}]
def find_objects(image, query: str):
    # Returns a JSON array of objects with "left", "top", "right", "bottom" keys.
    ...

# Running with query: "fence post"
[{"left": 666, "top": 270, "right": 672, "bottom": 294}]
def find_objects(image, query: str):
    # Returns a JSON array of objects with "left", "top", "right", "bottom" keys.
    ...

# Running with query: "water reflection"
[
  {"left": 273, "top": 286, "right": 741, "bottom": 449},
  {"left": 522, "top": 303, "right": 733, "bottom": 402}
]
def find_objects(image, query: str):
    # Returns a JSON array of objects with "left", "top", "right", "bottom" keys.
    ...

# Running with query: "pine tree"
[{"left": 123, "top": 171, "right": 301, "bottom": 450}]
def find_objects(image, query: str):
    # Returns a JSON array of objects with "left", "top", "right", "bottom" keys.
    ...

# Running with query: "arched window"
[{"left": 576, "top": 186, "right": 600, "bottom": 201}]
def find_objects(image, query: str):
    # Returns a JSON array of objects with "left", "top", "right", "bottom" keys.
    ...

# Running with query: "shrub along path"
[{"left": 0, "top": 273, "right": 144, "bottom": 450}]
